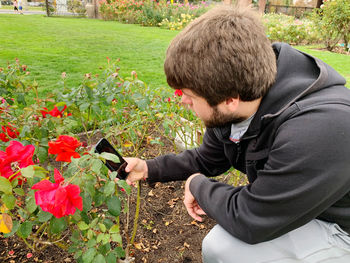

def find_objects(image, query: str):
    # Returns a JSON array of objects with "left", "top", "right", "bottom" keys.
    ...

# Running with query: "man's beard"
[{"left": 203, "top": 106, "right": 246, "bottom": 128}]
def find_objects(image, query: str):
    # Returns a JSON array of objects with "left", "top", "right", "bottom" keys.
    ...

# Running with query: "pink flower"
[
  {"left": 0, "top": 141, "right": 35, "bottom": 183},
  {"left": 32, "top": 169, "right": 83, "bottom": 218}
]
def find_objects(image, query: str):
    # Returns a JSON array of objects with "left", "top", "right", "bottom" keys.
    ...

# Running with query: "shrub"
[
  {"left": 67, "top": 0, "right": 86, "bottom": 16},
  {"left": 99, "top": 0, "right": 210, "bottom": 28},
  {"left": 263, "top": 13, "right": 320, "bottom": 45},
  {"left": 311, "top": 0, "right": 350, "bottom": 51}
]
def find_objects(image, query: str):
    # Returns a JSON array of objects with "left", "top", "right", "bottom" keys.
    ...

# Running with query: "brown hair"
[{"left": 164, "top": 5, "right": 277, "bottom": 106}]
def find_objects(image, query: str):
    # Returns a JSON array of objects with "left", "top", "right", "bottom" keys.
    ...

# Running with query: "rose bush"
[{"left": 0, "top": 58, "right": 204, "bottom": 262}]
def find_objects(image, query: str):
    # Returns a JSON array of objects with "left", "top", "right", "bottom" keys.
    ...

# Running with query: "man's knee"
[{"left": 202, "top": 225, "right": 239, "bottom": 263}]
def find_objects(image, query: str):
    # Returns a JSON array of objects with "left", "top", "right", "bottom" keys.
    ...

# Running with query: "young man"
[{"left": 125, "top": 5, "right": 350, "bottom": 263}]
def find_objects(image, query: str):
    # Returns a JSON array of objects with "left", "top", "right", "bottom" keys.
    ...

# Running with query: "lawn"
[
  {"left": 0, "top": 14, "right": 348, "bottom": 97},
  {"left": 296, "top": 46, "right": 350, "bottom": 87},
  {"left": 0, "top": 14, "right": 177, "bottom": 96}
]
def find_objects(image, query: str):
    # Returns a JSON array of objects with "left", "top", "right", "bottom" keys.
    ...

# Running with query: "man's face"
[{"left": 181, "top": 89, "right": 245, "bottom": 128}]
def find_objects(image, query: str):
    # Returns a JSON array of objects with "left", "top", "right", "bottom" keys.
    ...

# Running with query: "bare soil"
[{"left": 0, "top": 131, "right": 216, "bottom": 263}]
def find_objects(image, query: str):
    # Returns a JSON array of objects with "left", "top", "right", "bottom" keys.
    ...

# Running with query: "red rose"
[
  {"left": 48, "top": 135, "right": 82, "bottom": 162},
  {"left": 0, "top": 124, "right": 19, "bottom": 142},
  {"left": 41, "top": 105, "right": 69, "bottom": 118},
  {"left": 32, "top": 169, "right": 83, "bottom": 218},
  {"left": 174, "top": 89, "right": 183, "bottom": 96},
  {"left": 0, "top": 141, "right": 35, "bottom": 183}
]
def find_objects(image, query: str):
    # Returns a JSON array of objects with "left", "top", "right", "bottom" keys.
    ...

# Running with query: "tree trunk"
[
  {"left": 316, "top": 0, "right": 323, "bottom": 8},
  {"left": 45, "top": 0, "right": 50, "bottom": 17},
  {"left": 258, "top": 0, "right": 267, "bottom": 13},
  {"left": 236, "top": 0, "right": 251, "bottom": 7}
]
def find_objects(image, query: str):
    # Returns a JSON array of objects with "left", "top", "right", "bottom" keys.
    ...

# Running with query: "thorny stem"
[
  {"left": 34, "top": 222, "right": 47, "bottom": 237},
  {"left": 124, "top": 194, "right": 131, "bottom": 258},
  {"left": 66, "top": 166, "right": 86, "bottom": 185},
  {"left": 130, "top": 181, "right": 141, "bottom": 245}
]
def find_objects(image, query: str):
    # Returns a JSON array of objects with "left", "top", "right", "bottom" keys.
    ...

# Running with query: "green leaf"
[
  {"left": 50, "top": 217, "right": 67, "bottom": 234},
  {"left": 111, "top": 233, "right": 122, "bottom": 245},
  {"left": 100, "top": 152, "right": 120, "bottom": 163},
  {"left": 89, "top": 218, "right": 98, "bottom": 228},
  {"left": 94, "top": 192, "right": 105, "bottom": 207},
  {"left": 37, "top": 146, "right": 48, "bottom": 163},
  {"left": 79, "top": 102, "right": 90, "bottom": 111},
  {"left": 98, "top": 243, "right": 111, "bottom": 255},
  {"left": 13, "top": 188, "right": 25, "bottom": 196},
  {"left": 102, "top": 233, "right": 110, "bottom": 245},
  {"left": 116, "top": 180, "right": 131, "bottom": 195},
  {"left": 109, "top": 224, "right": 119, "bottom": 234},
  {"left": 94, "top": 254, "right": 106, "bottom": 263},
  {"left": 38, "top": 210, "right": 52, "bottom": 222},
  {"left": 4, "top": 220, "right": 20, "bottom": 237},
  {"left": 112, "top": 247, "right": 125, "bottom": 259},
  {"left": 17, "top": 221, "right": 33, "bottom": 238},
  {"left": 87, "top": 238, "right": 97, "bottom": 248},
  {"left": 87, "top": 229, "right": 94, "bottom": 240},
  {"left": 0, "top": 177, "right": 12, "bottom": 194},
  {"left": 82, "top": 247, "right": 97, "bottom": 263},
  {"left": 3, "top": 194, "right": 16, "bottom": 210},
  {"left": 91, "top": 159, "right": 103, "bottom": 174},
  {"left": 104, "top": 181, "right": 115, "bottom": 196},
  {"left": 99, "top": 223, "right": 106, "bottom": 233},
  {"left": 31, "top": 165, "right": 48, "bottom": 181},
  {"left": 107, "top": 196, "right": 121, "bottom": 217},
  {"left": 82, "top": 192, "right": 92, "bottom": 212},
  {"left": 96, "top": 233, "right": 104, "bottom": 243},
  {"left": 74, "top": 251, "right": 83, "bottom": 260},
  {"left": 78, "top": 221, "right": 89, "bottom": 231},
  {"left": 21, "top": 165, "right": 35, "bottom": 179},
  {"left": 105, "top": 253, "right": 116, "bottom": 263},
  {"left": 25, "top": 191, "right": 37, "bottom": 214}
]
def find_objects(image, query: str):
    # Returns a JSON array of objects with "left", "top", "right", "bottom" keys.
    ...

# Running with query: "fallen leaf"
[
  {"left": 167, "top": 198, "right": 179, "bottom": 208},
  {"left": 0, "top": 214, "right": 12, "bottom": 234},
  {"left": 184, "top": 242, "right": 190, "bottom": 248},
  {"left": 134, "top": 242, "right": 142, "bottom": 250}
]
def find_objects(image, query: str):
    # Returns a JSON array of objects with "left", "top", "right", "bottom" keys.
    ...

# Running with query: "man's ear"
[{"left": 224, "top": 97, "right": 240, "bottom": 112}]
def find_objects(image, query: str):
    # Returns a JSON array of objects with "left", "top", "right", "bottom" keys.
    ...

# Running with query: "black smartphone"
[{"left": 94, "top": 138, "right": 129, "bottom": 179}]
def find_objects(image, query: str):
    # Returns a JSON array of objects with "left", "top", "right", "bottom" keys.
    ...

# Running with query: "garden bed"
[{"left": 0, "top": 130, "right": 216, "bottom": 263}]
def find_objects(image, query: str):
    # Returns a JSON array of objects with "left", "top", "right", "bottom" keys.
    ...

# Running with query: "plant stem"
[
  {"left": 21, "top": 237, "right": 34, "bottom": 251},
  {"left": 130, "top": 181, "right": 141, "bottom": 245}
]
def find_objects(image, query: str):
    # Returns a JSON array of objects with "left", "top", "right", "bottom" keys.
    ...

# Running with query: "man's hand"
[
  {"left": 184, "top": 173, "right": 206, "bottom": 222},
  {"left": 124, "top": 158, "right": 148, "bottom": 185}
]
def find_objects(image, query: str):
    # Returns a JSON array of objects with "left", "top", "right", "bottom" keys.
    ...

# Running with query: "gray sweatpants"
[{"left": 202, "top": 220, "right": 350, "bottom": 263}]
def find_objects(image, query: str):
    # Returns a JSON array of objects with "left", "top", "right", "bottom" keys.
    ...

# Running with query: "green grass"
[
  {"left": 0, "top": 5, "right": 43, "bottom": 11},
  {"left": 0, "top": 15, "right": 348, "bottom": 97},
  {"left": 296, "top": 46, "right": 350, "bottom": 86},
  {"left": 0, "top": 14, "right": 178, "bottom": 95}
]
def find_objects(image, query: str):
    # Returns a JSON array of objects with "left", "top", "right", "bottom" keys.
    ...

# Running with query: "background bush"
[
  {"left": 99, "top": 0, "right": 210, "bottom": 29},
  {"left": 311, "top": 0, "right": 350, "bottom": 51}
]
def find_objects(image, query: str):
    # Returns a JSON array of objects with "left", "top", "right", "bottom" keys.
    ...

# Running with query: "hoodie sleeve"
[
  {"left": 190, "top": 103, "right": 350, "bottom": 244},
  {"left": 146, "top": 128, "right": 232, "bottom": 183}
]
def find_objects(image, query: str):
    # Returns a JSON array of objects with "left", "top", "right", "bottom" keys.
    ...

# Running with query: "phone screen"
[{"left": 95, "top": 138, "right": 129, "bottom": 179}]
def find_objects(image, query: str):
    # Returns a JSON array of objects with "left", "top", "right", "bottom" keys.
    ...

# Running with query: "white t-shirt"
[{"left": 229, "top": 114, "right": 255, "bottom": 143}]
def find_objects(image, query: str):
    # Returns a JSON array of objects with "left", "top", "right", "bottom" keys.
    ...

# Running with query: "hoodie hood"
[{"left": 214, "top": 42, "right": 346, "bottom": 141}]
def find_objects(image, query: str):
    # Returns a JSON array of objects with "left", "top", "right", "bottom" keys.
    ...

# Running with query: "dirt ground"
[{"left": 0, "top": 131, "right": 216, "bottom": 263}]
